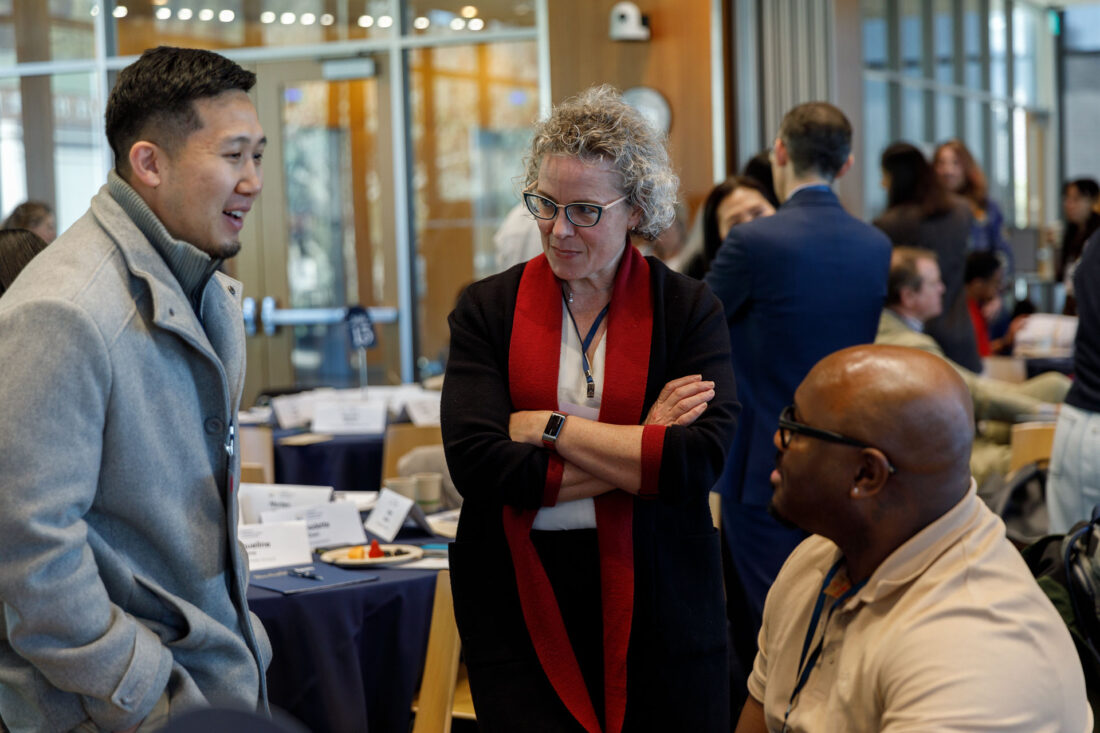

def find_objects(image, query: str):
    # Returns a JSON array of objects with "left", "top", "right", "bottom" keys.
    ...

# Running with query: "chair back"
[
  {"left": 1009, "top": 421, "right": 1057, "bottom": 474},
  {"left": 412, "top": 570, "right": 462, "bottom": 733},
  {"left": 383, "top": 424, "right": 443, "bottom": 483}
]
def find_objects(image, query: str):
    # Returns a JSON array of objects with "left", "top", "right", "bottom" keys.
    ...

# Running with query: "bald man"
[{"left": 735, "top": 345, "right": 1090, "bottom": 733}]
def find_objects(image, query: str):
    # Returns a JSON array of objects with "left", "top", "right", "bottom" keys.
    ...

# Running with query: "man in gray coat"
[{"left": 0, "top": 47, "right": 270, "bottom": 731}]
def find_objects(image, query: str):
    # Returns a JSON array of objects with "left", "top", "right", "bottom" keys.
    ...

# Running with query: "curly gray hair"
[{"left": 522, "top": 85, "right": 679, "bottom": 241}]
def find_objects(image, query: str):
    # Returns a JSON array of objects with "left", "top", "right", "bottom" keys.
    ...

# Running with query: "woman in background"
[
  {"left": 2, "top": 201, "right": 56, "bottom": 243},
  {"left": 0, "top": 229, "right": 48, "bottom": 296},
  {"left": 683, "top": 176, "right": 776, "bottom": 279},
  {"left": 934, "top": 139, "right": 1013, "bottom": 274},
  {"left": 875, "top": 141, "right": 981, "bottom": 372}
]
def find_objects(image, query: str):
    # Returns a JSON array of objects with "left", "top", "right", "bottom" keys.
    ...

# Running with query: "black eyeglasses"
[
  {"left": 523, "top": 191, "right": 628, "bottom": 228},
  {"left": 778, "top": 405, "right": 897, "bottom": 474}
]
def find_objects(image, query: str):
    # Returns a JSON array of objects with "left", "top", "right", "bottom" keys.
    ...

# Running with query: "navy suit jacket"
[{"left": 705, "top": 186, "right": 892, "bottom": 508}]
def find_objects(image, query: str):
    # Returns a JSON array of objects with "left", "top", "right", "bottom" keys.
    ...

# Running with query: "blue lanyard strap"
[
  {"left": 782, "top": 559, "right": 867, "bottom": 731},
  {"left": 563, "top": 296, "right": 610, "bottom": 399}
]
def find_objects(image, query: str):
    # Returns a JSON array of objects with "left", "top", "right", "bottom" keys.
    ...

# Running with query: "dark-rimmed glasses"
[
  {"left": 523, "top": 191, "right": 628, "bottom": 228},
  {"left": 778, "top": 405, "right": 897, "bottom": 474}
]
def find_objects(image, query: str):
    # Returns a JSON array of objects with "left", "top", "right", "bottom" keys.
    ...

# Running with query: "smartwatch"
[{"left": 541, "top": 411, "right": 567, "bottom": 450}]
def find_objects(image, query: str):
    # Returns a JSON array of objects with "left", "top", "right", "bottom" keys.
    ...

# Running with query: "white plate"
[{"left": 319, "top": 544, "right": 424, "bottom": 566}]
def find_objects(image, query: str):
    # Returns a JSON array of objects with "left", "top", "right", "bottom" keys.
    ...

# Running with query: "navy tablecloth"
[
  {"left": 249, "top": 565, "right": 438, "bottom": 733},
  {"left": 273, "top": 430, "right": 385, "bottom": 493}
]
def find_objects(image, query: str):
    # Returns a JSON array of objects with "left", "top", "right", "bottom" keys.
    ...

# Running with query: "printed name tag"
[
  {"left": 261, "top": 501, "right": 367, "bottom": 549},
  {"left": 239, "top": 521, "right": 312, "bottom": 570},
  {"left": 364, "top": 488, "right": 416, "bottom": 542},
  {"left": 311, "top": 398, "right": 387, "bottom": 435},
  {"left": 238, "top": 483, "right": 334, "bottom": 525}
]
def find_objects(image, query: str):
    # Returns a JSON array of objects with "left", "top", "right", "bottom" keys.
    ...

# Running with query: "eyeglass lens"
[{"left": 524, "top": 193, "right": 603, "bottom": 227}]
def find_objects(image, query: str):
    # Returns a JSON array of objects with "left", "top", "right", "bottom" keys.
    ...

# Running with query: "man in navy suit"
[{"left": 705, "top": 103, "right": 892, "bottom": 636}]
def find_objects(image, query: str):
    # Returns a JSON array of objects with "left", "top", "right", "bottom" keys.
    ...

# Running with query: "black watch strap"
[{"left": 541, "top": 411, "right": 567, "bottom": 449}]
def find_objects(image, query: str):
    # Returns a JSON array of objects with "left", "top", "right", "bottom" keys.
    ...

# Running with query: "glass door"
[{"left": 237, "top": 56, "right": 402, "bottom": 405}]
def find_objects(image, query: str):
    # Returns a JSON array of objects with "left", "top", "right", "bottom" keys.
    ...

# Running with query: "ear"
[
  {"left": 835, "top": 154, "right": 854, "bottom": 180},
  {"left": 849, "top": 448, "right": 892, "bottom": 500},
  {"left": 772, "top": 138, "right": 789, "bottom": 168},
  {"left": 129, "top": 141, "right": 165, "bottom": 189}
]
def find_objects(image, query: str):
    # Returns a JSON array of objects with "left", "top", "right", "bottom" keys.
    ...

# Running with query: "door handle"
[{"left": 257, "top": 296, "right": 398, "bottom": 336}]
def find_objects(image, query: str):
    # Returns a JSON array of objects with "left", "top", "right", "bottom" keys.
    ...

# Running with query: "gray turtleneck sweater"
[{"left": 107, "top": 170, "right": 222, "bottom": 318}]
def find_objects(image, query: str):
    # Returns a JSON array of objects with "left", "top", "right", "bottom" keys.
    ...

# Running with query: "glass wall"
[
  {"left": 0, "top": 1, "right": 545, "bottom": 390},
  {"left": 860, "top": 0, "right": 1056, "bottom": 231},
  {"left": 1061, "top": 6, "right": 1100, "bottom": 183}
]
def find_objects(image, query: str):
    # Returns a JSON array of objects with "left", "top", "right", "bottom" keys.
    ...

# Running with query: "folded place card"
[
  {"left": 405, "top": 395, "right": 442, "bottom": 426},
  {"left": 261, "top": 501, "right": 368, "bottom": 549},
  {"left": 239, "top": 521, "right": 312, "bottom": 570},
  {"left": 238, "top": 483, "right": 334, "bottom": 525},
  {"left": 364, "top": 488, "right": 416, "bottom": 542},
  {"left": 311, "top": 397, "right": 388, "bottom": 435}
]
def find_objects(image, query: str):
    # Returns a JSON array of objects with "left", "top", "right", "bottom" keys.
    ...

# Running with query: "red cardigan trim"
[
  {"left": 638, "top": 424, "right": 666, "bottom": 497},
  {"left": 503, "top": 246, "right": 653, "bottom": 733}
]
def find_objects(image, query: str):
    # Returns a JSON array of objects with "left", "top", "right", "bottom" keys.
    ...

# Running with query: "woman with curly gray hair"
[{"left": 441, "top": 85, "right": 740, "bottom": 731}]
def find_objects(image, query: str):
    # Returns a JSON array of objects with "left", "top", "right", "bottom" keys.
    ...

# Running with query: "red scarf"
[{"left": 504, "top": 245, "right": 662, "bottom": 733}]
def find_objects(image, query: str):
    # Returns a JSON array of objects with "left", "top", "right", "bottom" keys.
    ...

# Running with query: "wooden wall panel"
[{"left": 548, "top": 0, "right": 715, "bottom": 214}]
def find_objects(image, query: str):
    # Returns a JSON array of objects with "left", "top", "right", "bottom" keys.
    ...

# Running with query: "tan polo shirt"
[{"left": 748, "top": 483, "right": 1092, "bottom": 732}]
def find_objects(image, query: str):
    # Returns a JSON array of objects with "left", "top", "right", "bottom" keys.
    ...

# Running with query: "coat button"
[
  {"left": 204, "top": 417, "right": 225, "bottom": 435},
  {"left": 228, "top": 285, "right": 236, "bottom": 295},
  {"left": 168, "top": 307, "right": 175, "bottom": 316}
]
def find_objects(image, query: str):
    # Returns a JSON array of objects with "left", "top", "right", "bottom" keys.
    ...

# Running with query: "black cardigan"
[{"left": 440, "top": 255, "right": 739, "bottom": 732}]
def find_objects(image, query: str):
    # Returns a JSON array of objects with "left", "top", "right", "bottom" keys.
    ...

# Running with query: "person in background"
[
  {"left": 1057, "top": 178, "right": 1100, "bottom": 315},
  {"left": 933, "top": 139, "right": 1013, "bottom": 274},
  {"left": 964, "top": 250, "right": 1027, "bottom": 356},
  {"left": 0, "top": 228, "right": 48, "bottom": 297},
  {"left": 735, "top": 345, "right": 1090, "bottom": 733},
  {"left": 0, "top": 46, "right": 271, "bottom": 730},
  {"left": 682, "top": 176, "right": 776, "bottom": 280},
  {"left": 877, "top": 248, "right": 1067, "bottom": 487},
  {"left": 704, "top": 101, "right": 891, "bottom": 634},
  {"left": 875, "top": 141, "right": 981, "bottom": 373},
  {"left": 739, "top": 151, "right": 780, "bottom": 209},
  {"left": 1047, "top": 229, "right": 1100, "bottom": 532},
  {"left": 2, "top": 200, "right": 57, "bottom": 243},
  {"left": 492, "top": 201, "right": 544, "bottom": 272},
  {"left": 441, "top": 85, "right": 739, "bottom": 732}
]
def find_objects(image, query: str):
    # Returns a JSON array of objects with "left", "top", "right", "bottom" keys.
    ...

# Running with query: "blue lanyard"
[
  {"left": 781, "top": 559, "right": 867, "bottom": 732},
  {"left": 563, "top": 296, "right": 609, "bottom": 399}
]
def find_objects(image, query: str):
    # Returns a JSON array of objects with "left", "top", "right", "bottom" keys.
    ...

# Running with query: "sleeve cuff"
[
  {"left": 639, "top": 425, "right": 666, "bottom": 498},
  {"left": 542, "top": 453, "right": 564, "bottom": 507}
]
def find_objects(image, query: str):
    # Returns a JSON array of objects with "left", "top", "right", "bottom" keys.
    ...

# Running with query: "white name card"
[
  {"left": 240, "top": 521, "right": 312, "bottom": 571},
  {"left": 261, "top": 501, "right": 367, "bottom": 549},
  {"left": 364, "top": 488, "right": 416, "bottom": 542},
  {"left": 405, "top": 395, "right": 442, "bottom": 426},
  {"left": 311, "top": 398, "right": 387, "bottom": 435},
  {"left": 238, "top": 483, "right": 334, "bottom": 525}
]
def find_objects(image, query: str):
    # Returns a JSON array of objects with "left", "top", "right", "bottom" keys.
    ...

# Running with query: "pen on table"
[{"left": 289, "top": 567, "right": 324, "bottom": 581}]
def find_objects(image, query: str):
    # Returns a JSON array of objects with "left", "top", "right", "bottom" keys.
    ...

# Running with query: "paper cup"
[
  {"left": 414, "top": 472, "right": 443, "bottom": 513},
  {"left": 384, "top": 476, "right": 418, "bottom": 501}
]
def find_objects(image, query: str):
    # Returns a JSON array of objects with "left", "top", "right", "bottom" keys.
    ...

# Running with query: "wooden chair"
[
  {"left": 238, "top": 424, "right": 275, "bottom": 483},
  {"left": 382, "top": 424, "right": 443, "bottom": 482},
  {"left": 411, "top": 570, "right": 475, "bottom": 733},
  {"left": 1009, "top": 421, "right": 1057, "bottom": 474}
]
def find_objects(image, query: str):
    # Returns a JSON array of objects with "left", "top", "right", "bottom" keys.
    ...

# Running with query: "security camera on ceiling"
[{"left": 609, "top": 2, "right": 650, "bottom": 42}]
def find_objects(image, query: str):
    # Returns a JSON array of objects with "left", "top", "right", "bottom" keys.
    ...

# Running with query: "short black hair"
[
  {"left": 964, "top": 250, "right": 1002, "bottom": 284},
  {"left": 106, "top": 46, "right": 256, "bottom": 177},
  {"left": 1065, "top": 178, "right": 1100, "bottom": 200},
  {"left": 0, "top": 229, "right": 48, "bottom": 296},
  {"left": 881, "top": 141, "right": 953, "bottom": 216},
  {"left": 777, "top": 102, "right": 852, "bottom": 180}
]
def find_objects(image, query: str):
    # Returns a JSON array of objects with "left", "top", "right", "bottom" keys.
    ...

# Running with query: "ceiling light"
[
  {"left": 461, "top": 5, "right": 477, "bottom": 18},
  {"left": 151, "top": 0, "right": 168, "bottom": 4},
  {"left": 219, "top": 9, "right": 234, "bottom": 22},
  {"left": 90, "top": 5, "right": 100, "bottom": 16},
  {"left": 260, "top": 10, "right": 275, "bottom": 23},
  {"left": 449, "top": 17, "right": 465, "bottom": 30},
  {"left": 112, "top": 5, "right": 128, "bottom": 18},
  {"left": 358, "top": 15, "right": 374, "bottom": 28},
  {"left": 178, "top": 8, "right": 193, "bottom": 19},
  {"left": 468, "top": 17, "right": 484, "bottom": 30},
  {"left": 413, "top": 16, "right": 429, "bottom": 29},
  {"left": 280, "top": 11, "right": 296, "bottom": 24},
  {"left": 300, "top": 12, "right": 316, "bottom": 25},
  {"left": 377, "top": 15, "right": 393, "bottom": 28},
  {"left": 198, "top": 8, "right": 214, "bottom": 21},
  {"left": 320, "top": 13, "right": 334, "bottom": 25},
  {"left": 155, "top": 6, "right": 171, "bottom": 19}
]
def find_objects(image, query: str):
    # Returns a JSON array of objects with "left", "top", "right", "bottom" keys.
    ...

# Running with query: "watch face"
[
  {"left": 543, "top": 412, "right": 566, "bottom": 446},
  {"left": 622, "top": 86, "right": 671, "bottom": 135}
]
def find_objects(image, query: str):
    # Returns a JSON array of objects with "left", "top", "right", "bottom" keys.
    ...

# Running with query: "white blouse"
[{"left": 531, "top": 300, "right": 607, "bottom": 530}]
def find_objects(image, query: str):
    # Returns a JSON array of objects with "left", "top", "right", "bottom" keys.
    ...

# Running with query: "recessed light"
[
  {"left": 461, "top": 5, "right": 477, "bottom": 18},
  {"left": 178, "top": 8, "right": 193, "bottom": 20},
  {"left": 377, "top": 15, "right": 393, "bottom": 28},
  {"left": 450, "top": 17, "right": 465, "bottom": 30},
  {"left": 112, "top": 5, "right": 128, "bottom": 18},
  {"left": 468, "top": 17, "right": 484, "bottom": 30},
  {"left": 260, "top": 11, "right": 275, "bottom": 23},
  {"left": 155, "top": 6, "right": 171, "bottom": 19},
  {"left": 300, "top": 12, "right": 316, "bottom": 25},
  {"left": 219, "top": 9, "right": 234, "bottom": 22},
  {"left": 320, "top": 13, "right": 334, "bottom": 25},
  {"left": 358, "top": 15, "right": 374, "bottom": 28},
  {"left": 280, "top": 11, "right": 296, "bottom": 24},
  {"left": 198, "top": 8, "right": 214, "bottom": 21},
  {"left": 413, "top": 16, "right": 430, "bottom": 29}
]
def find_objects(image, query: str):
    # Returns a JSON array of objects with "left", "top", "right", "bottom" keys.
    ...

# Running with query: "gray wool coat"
[{"left": 0, "top": 185, "right": 271, "bottom": 732}]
